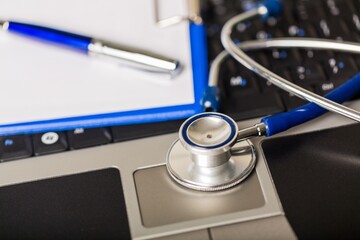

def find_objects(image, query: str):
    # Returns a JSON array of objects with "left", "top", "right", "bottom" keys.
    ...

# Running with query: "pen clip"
[{"left": 153, "top": 0, "right": 202, "bottom": 28}]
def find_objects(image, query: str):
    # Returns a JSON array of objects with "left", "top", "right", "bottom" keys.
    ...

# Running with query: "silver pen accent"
[{"left": 88, "top": 40, "right": 181, "bottom": 76}]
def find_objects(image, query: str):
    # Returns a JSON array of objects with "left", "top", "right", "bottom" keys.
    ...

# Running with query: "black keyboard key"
[
  {"left": 266, "top": 49, "right": 302, "bottom": 67},
  {"left": 314, "top": 18, "right": 354, "bottom": 41},
  {"left": 325, "top": 1, "right": 360, "bottom": 40},
  {"left": 255, "top": 18, "right": 285, "bottom": 40},
  {"left": 232, "top": 22, "right": 252, "bottom": 42},
  {"left": 273, "top": 68, "right": 293, "bottom": 81},
  {"left": 348, "top": 12, "right": 360, "bottom": 40},
  {"left": 353, "top": 54, "right": 360, "bottom": 69},
  {"left": 209, "top": 0, "right": 240, "bottom": 25},
  {"left": 67, "top": 128, "right": 111, "bottom": 149},
  {"left": 111, "top": 120, "right": 183, "bottom": 142},
  {"left": 33, "top": 132, "right": 68, "bottom": 155},
  {"left": 322, "top": 56, "right": 358, "bottom": 81},
  {"left": 248, "top": 52, "right": 270, "bottom": 69},
  {"left": 220, "top": 58, "right": 261, "bottom": 95},
  {"left": 233, "top": 19, "right": 263, "bottom": 42},
  {"left": 295, "top": 0, "right": 326, "bottom": 23},
  {"left": 223, "top": 92, "right": 284, "bottom": 120},
  {"left": 257, "top": 75, "right": 280, "bottom": 93},
  {"left": 207, "top": 34, "right": 223, "bottom": 60},
  {"left": 285, "top": 23, "right": 318, "bottom": 38},
  {"left": 301, "top": 49, "right": 334, "bottom": 62},
  {"left": 314, "top": 80, "right": 343, "bottom": 96},
  {"left": 282, "top": 93, "right": 308, "bottom": 110},
  {"left": 220, "top": 58, "right": 239, "bottom": 77},
  {"left": 354, "top": 0, "right": 360, "bottom": 14},
  {"left": 224, "top": 72, "right": 260, "bottom": 97},
  {"left": 314, "top": 19, "right": 331, "bottom": 38},
  {"left": 290, "top": 63, "right": 325, "bottom": 85},
  {"left": 323, "top": 0, "right": 351, "bottom": 17},
  {"left": 0, "top": 135, "right": 32, "bottom": 161}
]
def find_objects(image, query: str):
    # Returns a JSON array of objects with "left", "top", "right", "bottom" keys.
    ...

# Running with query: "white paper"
[{"left": 0, "top": 0, "right": 195, "bottom": 125}]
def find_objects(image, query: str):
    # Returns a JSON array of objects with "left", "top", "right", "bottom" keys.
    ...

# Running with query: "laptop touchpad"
[{"left": 0, "top": 168, "right": 131, "bottom": 239}]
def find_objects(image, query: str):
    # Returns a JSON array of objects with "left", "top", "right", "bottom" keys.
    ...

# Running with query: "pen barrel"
[
  {"left": 4, "top": 21, "right": 181, "bottom": 75},
  {"left": 6, "top": 21, "right": 92, "bottom": 52}
]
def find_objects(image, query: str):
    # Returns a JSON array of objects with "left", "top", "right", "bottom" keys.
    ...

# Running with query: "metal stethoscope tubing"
[
  {"left": 220, "top": 6, "right": 360, "bottom": 123},
  {"left": 208, "top": 38, "right": 360, "bottom": 87}
]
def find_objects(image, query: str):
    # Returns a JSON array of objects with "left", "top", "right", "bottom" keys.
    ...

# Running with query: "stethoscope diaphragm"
[{"left": 166, "top": 112, "right": 256, "bottom": 191}]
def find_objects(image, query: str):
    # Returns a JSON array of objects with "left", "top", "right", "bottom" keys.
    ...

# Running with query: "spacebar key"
[{"left": 224, "top": 92, "right": 285, "bottom": 120}]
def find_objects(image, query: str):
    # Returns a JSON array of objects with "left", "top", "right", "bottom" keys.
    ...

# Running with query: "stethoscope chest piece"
[{"left": 166, "top": 112, "right": 256, "bottom": 192}]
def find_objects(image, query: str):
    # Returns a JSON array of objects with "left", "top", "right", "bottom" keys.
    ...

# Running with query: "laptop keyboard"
[
  {"left": 206, "top": 0, "right": 360, "bottom": 119},
  {"left": 1, "top": 0, "right": 360, "bottom": 162}
]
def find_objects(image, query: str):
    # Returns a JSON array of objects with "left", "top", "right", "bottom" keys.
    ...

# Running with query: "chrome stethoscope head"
[{"left": 166, "top": 112, "right": 258, "bottom": 192}]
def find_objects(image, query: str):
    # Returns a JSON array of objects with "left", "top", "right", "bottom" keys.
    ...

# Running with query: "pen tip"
[{"left": 170, "top": 61, "right": 183, "bottom": 77}]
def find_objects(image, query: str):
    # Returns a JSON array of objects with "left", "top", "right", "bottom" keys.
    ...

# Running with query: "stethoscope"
[{"left": 166, "top": 0, "right": 360, "bottom": 192}]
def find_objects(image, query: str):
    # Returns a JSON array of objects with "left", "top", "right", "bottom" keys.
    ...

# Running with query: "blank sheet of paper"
[{"left": 0, "top": 0, "right": 194, "bottom": 125}]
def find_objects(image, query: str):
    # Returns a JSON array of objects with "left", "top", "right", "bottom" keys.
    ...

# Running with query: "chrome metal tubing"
[
  {"left": 88, "top": 40, "right": 181, "bottom": 76},
  {"left": 209, "top": 38, "right": 360, "bottom": 88},
  {"left": 221, "top": 8, "right": 360, "bottom": 122},
  {"left": 240, "top": 38, "right": 360, "bottom": 53},
  {"left": 237, "top": 123, "right": 267, "bottom": 142},
  {"left": 208, "top": 8, "right": 263, "bottom": 87},
  {"left": 208, "top": 50, "right": 228, "bottom": 87}
]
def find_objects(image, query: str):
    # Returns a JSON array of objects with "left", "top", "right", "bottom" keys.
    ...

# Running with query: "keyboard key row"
[
  {"left": 0, "top": 128, "right": 111, "bottom": 162},
  {"left": 0, "top": 120, "right": 183, "bottom": 162}
]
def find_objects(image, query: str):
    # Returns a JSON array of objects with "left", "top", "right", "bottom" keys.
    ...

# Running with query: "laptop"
[{"left": 0, "top": 0, "right": 359, "bottom": 239}]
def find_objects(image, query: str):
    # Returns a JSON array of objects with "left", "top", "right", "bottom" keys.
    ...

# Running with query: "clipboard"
[{"left": 0, "top": 0, "right": 208, "bottom": 136}]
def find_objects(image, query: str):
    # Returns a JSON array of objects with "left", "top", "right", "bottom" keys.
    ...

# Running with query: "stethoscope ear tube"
[
  {"left": 221, "top": 2, "right": 360, "bottom": 123},
  {"left": 261, "top": 72, "right": 360, "bottom": 136}
]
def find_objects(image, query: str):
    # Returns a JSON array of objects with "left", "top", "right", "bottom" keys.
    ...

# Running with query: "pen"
[{"left": 0, "top": 20, "right": 181, "bottom": 75}]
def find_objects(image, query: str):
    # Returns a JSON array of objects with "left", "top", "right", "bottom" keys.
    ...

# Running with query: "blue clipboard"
[{"left": 0, "top": 23, "right": 208, "bottom": 136}]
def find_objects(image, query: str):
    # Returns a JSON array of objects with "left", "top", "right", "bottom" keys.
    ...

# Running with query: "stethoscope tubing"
[
  {"left": 240, "top": 38, "right": 360, "bottom": 53},
  {"left": 221, "top": 6, "right": 360, "bottom": 123},
  {"left": 208, "top": 39, "right": 360, "bottom": 87},
  {"left": 206, "top": 39, "right": 360, "bottom": 137},
  {"left": 262, "top": 72, "right": 360, "bottom": 136}
]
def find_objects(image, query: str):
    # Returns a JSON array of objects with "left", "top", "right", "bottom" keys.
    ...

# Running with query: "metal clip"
[{"left": 154, "top": 0, "right": 202, "bottom": 28}]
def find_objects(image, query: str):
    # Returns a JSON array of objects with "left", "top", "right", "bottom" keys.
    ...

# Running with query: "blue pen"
[{"left": 0, "top": 20, "right": 181, "bottom": 75}]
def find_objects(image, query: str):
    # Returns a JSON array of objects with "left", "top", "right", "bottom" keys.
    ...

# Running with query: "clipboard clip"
[{"left": 154, "top": 0, "right": 202, "bottom": 28}]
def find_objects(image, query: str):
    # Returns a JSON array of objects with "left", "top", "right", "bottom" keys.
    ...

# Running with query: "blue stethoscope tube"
[{"left": 262, "top": 72, "right": 360, "bottom": 136}]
